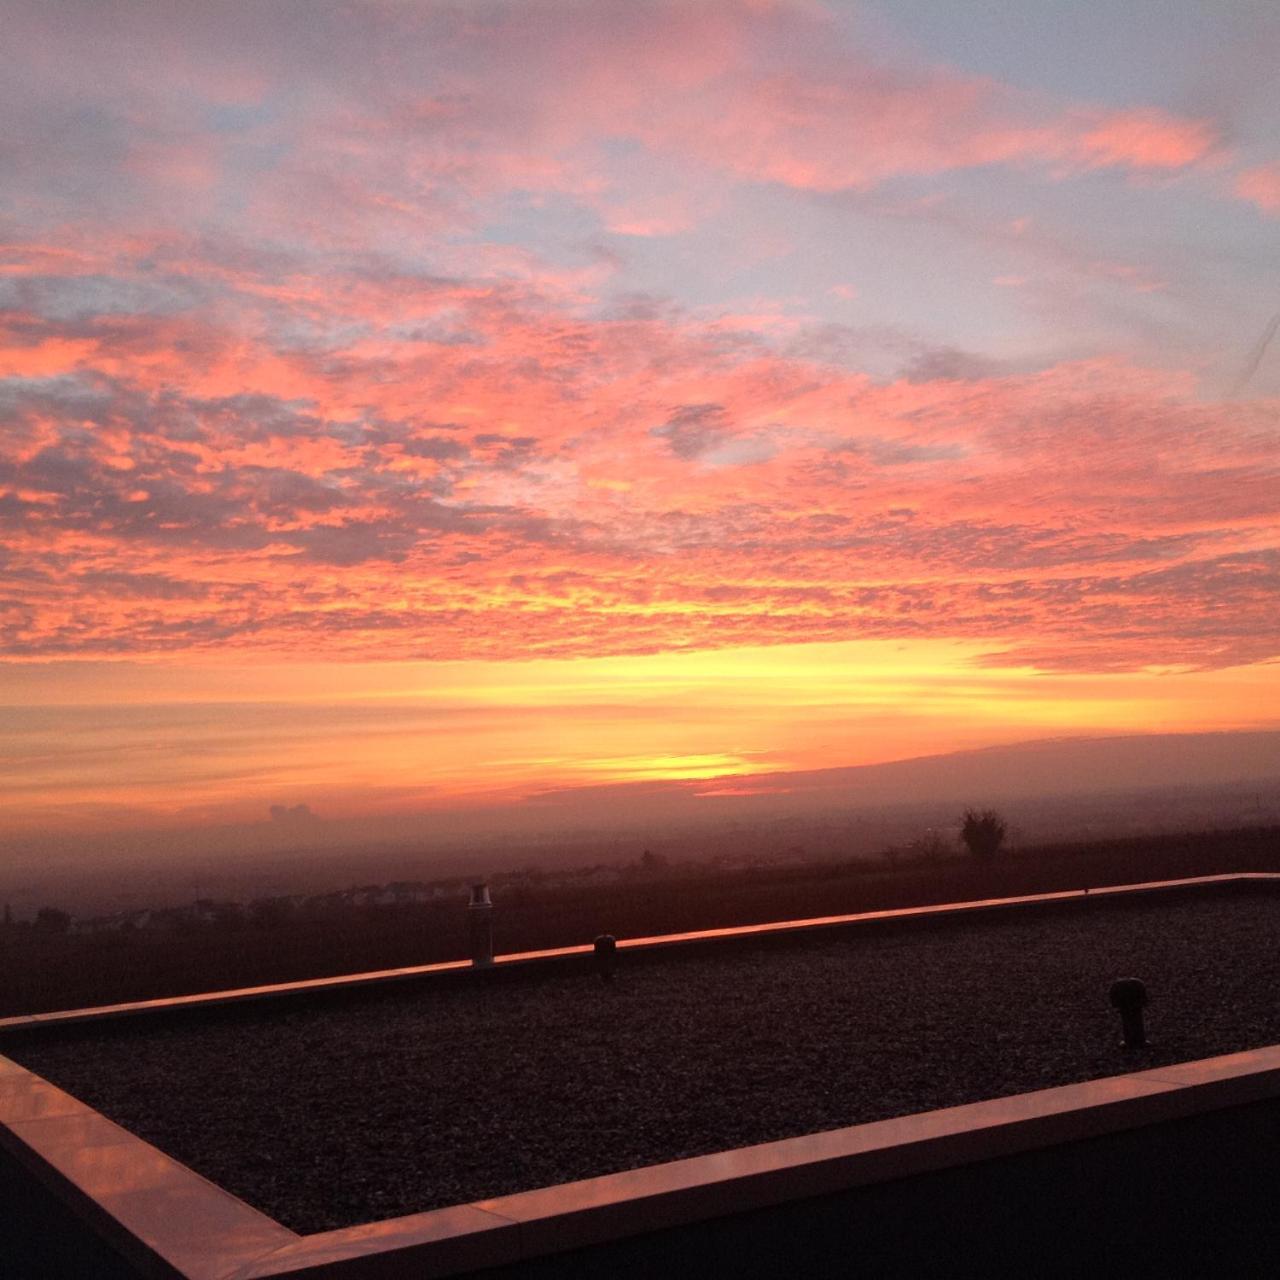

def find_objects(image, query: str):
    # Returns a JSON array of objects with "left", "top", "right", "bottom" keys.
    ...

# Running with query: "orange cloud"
[
  {"left": 2, "top": 233, "right": 1277, "bottom": 676},
  {"left": 0, "top": 0, "right": 1273, "bottom": 685}
]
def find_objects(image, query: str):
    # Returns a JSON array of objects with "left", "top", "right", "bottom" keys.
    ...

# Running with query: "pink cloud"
[
  {"left": 1068, "top": 109, "right": 1218, "bottom": 173},
  {"left": 1234, "top": 164, "right": 1280, "bottom": 213},
  {"left": 0, "top": 0, "right": 1226, "bottom": 261},
  {"left": 623, "top": 73, "right": 1218, "bottom": 195}
]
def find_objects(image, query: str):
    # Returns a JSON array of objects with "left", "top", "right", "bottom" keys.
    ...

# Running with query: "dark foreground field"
[
  {"left": 1, "top": 825, "right": 1278, "bottom": 1017},
  {"left": 10, "top": 890, "right": 1280, "bottom": 1233}
]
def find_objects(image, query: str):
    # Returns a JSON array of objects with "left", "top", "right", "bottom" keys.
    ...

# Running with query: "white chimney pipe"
[{"left": 468, "top": 882, "right": 493, "bottom": 966}]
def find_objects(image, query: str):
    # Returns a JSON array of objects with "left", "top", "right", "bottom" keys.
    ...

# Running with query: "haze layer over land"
[{"left": 2, "top": 2, "right": 1279, "bottom": 857}]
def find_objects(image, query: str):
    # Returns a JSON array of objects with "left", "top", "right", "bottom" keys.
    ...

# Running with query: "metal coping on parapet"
[{"left": 1, "top": 871, "right": 1276, "bottom": 1035}]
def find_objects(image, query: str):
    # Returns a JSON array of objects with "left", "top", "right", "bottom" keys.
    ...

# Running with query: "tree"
[
  {"left": 912, "top": 829, "right": 950, "bottom": 862},
  {"left": 639, "top": 848, "right": 668, "bottom": 873},
  {"left": 961, "top": 808, "right": 1007, "bottom": 859},
  {"left": 34, "top": 906, "right": 72, "bottom": 934},
  {"left": 248, "top": 897, "right": 292, "bottom": 929}
]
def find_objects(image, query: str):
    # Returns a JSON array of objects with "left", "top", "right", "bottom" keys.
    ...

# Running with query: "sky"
[{"left": 2, "top": 0, "right": 1279, "bottom": 844}]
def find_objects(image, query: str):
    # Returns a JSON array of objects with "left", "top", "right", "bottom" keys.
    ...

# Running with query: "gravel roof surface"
[{"left": 10, "top": 893, "right": 1280, "bottom": 1234}]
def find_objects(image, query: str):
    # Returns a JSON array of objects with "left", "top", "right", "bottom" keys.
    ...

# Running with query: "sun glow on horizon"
[{"left": 3, "top": 639, "right": 1279, "bottom": 839}]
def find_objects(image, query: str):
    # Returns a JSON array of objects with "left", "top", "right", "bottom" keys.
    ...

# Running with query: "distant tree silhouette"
[
  {"left": 33, "top": 906, "right": 71, "bottom": 934},
  {"left": 961, "top": 808, "right": 1007, "bottom": 859},
  {"left": 248, "top": 898, "right": 292, "bottom": 929},
  {"left": 210, "top": 901, "right": 245, "bottom": 929},
  {"left": 912, "top": 829, "right": 950, "bottom": 861}
]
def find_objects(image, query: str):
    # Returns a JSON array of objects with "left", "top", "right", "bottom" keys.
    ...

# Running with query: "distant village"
[{"left": 7, "top": 845, "right": 821, "bottom": 935}]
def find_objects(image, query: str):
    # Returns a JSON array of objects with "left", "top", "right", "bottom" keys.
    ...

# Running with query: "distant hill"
[
  {"left": 678, "top": 730, "right": 1280, "bottom": 808},
  {"left": 4, "top": 729, "right": 1278, "bottom": 917}
]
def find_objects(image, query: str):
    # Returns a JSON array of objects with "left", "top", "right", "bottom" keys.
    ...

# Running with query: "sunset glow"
[
  {"left": 3, "top": 1, "right": 1279, "bottom": 843},
  {"left": 4, "top": 641, "right": 1279, "bottom": 837}
]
